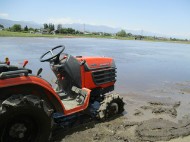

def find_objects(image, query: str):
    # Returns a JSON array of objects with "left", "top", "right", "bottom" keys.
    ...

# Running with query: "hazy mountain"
[
  {"left": 0, "top": 18, "right": 41, "bottom": 29},
  {"left": 62, "top": 23, "right": 121, "bottom": 33},
  {"left": 0, "top": 18, "right": 172, "bottom": 38},
  {"left": 62, "top": 23, "right": 168, "bottom": 37}
]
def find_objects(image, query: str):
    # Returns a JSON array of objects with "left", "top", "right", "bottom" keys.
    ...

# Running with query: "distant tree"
[
  {"left": 67, "top": 28, "right": 75, "bottom": 34},
  {"left": 92, "top": 32, "right": 99, "bottom": 35},
  {"left": 75, "top": 30, "right": 83, "bottom": 34},
  {"left": 170, "top": 37, "right": 177, "bottom": 41},
  {"left": 60, "top": 28, "right": 68, "bottom": 34},
  {"left": 34, "top": 28, "right": 39, "bottom": 32},
  {"left": 126, "top": 33, "right": 133, "bottom": 37},
  {"left": 59, "top": 28, "right": 75, "bottom": 34},
  {"left": 75, "top": 30, "right": 80, "bottom": 34},
  {"left": 11, "top": 24, "right": 22, "bottom": 32},
  {"left": 48, "top": 23, "right": 54, "bottom": 32},
  {"left": 57, "top": 24, "right": 62, "bottom": 33},
  {"left": 104, "top": 33, "right": 112, "bottom": 36},
  {"left": 43, "top": 23, "right": 48, "bottom": 29},
  {"left": 7, "top": 27, "right": 11, "bottom": 31},
  {"left": 116, "top": 30, "right": 127, "bottom": 37},
  {"left": 28, "top": 27, "right": 34, "bottom": 31},
  {"left": 0, "top": 24, "right": 4, "bottom": 28},
  {"left": 24, "top": 25, "right": 28, "bottom": 31}
]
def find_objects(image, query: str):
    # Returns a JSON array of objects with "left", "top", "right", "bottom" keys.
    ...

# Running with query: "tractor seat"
[
  {"left": 0, "top": 64, "right": 32, "bottom": 75},
  {"left": 0, "top": 64, "right": 19, "bottom": 73}
]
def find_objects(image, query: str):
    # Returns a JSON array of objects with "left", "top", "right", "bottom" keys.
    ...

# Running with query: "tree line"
[
  {"left": 42, "top": 23, "right": 83, "bottom": 34},
  {"left": 0, "top": 23, "right": 189, "bottom": 41},
  {"left": 0, "top": 23, "right": 134, "bottom": 37},
  {"left": 0, "top": 23, "right": 82, "bottom": 34},
  {"left": 0, "top": 23, "right": 125, "bottom": 36},
  {"left": 1, "top": 24, "right": 35, "bottom": 32}
]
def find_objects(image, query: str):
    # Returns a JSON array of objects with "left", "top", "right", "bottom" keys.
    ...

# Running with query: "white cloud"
[
  {"left": 0, "top": 13, "right": 9, "bottom": 18},
  {"left": 47, "top": 17, "right": 83, "bottom": 24}
]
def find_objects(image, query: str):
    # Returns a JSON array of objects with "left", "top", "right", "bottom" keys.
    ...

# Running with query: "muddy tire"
[
  {"left": 97, "top": 93, "right": 125, "bottom": 120},
  {"left": 0, "top": 95, "right": 52, "bottom": 142}
]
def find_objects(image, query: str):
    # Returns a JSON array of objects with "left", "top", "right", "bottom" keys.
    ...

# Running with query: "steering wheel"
[{"left": 40, "top": 45, "right": 65, "bottom": 62}]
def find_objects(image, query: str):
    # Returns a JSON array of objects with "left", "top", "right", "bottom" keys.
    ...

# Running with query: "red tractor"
[{"left": 0, "top": 45, "right": 124, "bottom": 142}]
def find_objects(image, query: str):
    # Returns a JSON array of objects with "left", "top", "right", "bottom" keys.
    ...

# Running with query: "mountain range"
[
  {"left": 0, "top": 18, "right": 41, "bottom": 29},
  {"left": 0, "top": 18, "right": 169, "bottom": 38}
]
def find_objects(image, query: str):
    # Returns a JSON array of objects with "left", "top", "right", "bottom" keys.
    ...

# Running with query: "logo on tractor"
[
  {"left": 90, "top": 64, "right": 97, "bottom": 67},
  {"left": 100, "top": 63, "right": 110, "bottom": 67}
]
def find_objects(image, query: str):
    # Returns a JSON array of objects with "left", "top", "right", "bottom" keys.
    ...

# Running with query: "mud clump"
[
  {"left": 136, "top": 117, "right": 190, "bottom": 141},
  {"left": 134, "top": 109, "right": 144, "bottom": 116},
  {"left": 152, "top": 107, "right": 177, "bottom": 117},
  {"left": 148, "top": 101, "right": 165, "bottom": 106},
  {"left": 93, "top": 133, "right": 102, "bottom": 140},
  {"left": 140, "top": 101, "right": 180, "bottom": 118},
  {"left": 173, "top": 101, "right": 181, "bottom": 108}
]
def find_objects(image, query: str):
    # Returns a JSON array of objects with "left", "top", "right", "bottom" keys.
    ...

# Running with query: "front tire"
[
  {"left": 0, "top": 95, "right": 52, "bottom": 142},
  {"left": 97, "top": 93, "right": 125, "bottom": 120}
]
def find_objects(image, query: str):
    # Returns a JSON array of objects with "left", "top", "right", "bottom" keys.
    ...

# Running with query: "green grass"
[
  {"left": 0, "top": 30, "right": 60, "bottom": 37},
  {"left": 0, "top": 30, "right": 189, "bottom": 44}
]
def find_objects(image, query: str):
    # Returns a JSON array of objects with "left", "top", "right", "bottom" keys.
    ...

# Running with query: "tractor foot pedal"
[
  {"left": 58, "top": 92, "right": 67, "bottom": 97},
  {"left": 72, "top": 86, "right": 88, "bottom": 105},
  {"left": 58, "top": 92, "right": 70, "bottom": 99},
  {"left": 71, "top": 86, "right": 81, "bottom": 94},
  {"left": 71, "top": 86, "right": 87, "bottom": 97}
]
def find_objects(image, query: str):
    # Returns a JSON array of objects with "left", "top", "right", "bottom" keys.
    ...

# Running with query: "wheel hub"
[
  {"left": 109, "top": 102, "right": 119, "bottom": 115},
  {"left": 9, "top": 123, "right": 27, "bottom": 139}
]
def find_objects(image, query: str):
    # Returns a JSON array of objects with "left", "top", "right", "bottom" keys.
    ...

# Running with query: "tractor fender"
[{"left": 0, "top": 75, "right": 65, "bottom": 113}]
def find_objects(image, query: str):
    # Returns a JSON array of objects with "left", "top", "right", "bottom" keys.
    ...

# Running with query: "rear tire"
[
  {"left": 0, "top": 95, "right": 52, "bottom": 142},
  {"left": 97, "top": 93, "right": 125, "bottom": 120}
]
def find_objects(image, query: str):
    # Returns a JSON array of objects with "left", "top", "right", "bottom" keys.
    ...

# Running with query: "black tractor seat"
[
  {"left": 0, "top": 64, "right": 19, "bottom": 73},
  {"left": 0, "top": 64, "right": 32, "bottom": 79}
]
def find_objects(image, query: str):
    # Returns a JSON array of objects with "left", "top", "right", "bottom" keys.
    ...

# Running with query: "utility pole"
[{"left": 83, "top": 24, "right": 85, "bottom": 33}]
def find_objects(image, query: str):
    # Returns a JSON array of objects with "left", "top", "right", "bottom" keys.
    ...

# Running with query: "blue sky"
[{"left": 0, "top": 0, "right": 189, "bottom": 38}]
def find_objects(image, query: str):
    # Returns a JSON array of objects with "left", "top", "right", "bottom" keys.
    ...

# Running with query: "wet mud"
[
  {"left": 140, "top": 101, "right": 180, "bottom": 118},
  {"left": 51, "top": 81, "right": 190, "bottom": 142},
  {"left": 52, "top": 115, "right": 190, "bottom": 142},
  {"left": 136, "top": 116, "right": 190, "bottom": 142}
]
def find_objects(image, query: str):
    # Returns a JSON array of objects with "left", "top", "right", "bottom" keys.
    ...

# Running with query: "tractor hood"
[{"left": 76, "top": 56, "right": 115, "bottom": 71}]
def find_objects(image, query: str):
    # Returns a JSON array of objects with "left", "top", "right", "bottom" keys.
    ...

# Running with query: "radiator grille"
[{"left": 92, "top": 68, "right": 116, "bottom": 85}]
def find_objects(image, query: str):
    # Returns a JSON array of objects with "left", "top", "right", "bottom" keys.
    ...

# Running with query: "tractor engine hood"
[{"left": 76, "top": 56, "right": 115, "bottom": 71}]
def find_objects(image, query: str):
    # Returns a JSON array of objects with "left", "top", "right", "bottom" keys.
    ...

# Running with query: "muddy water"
[{"left": 0, "top": 37, "right": 190, "bottom": 94}]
